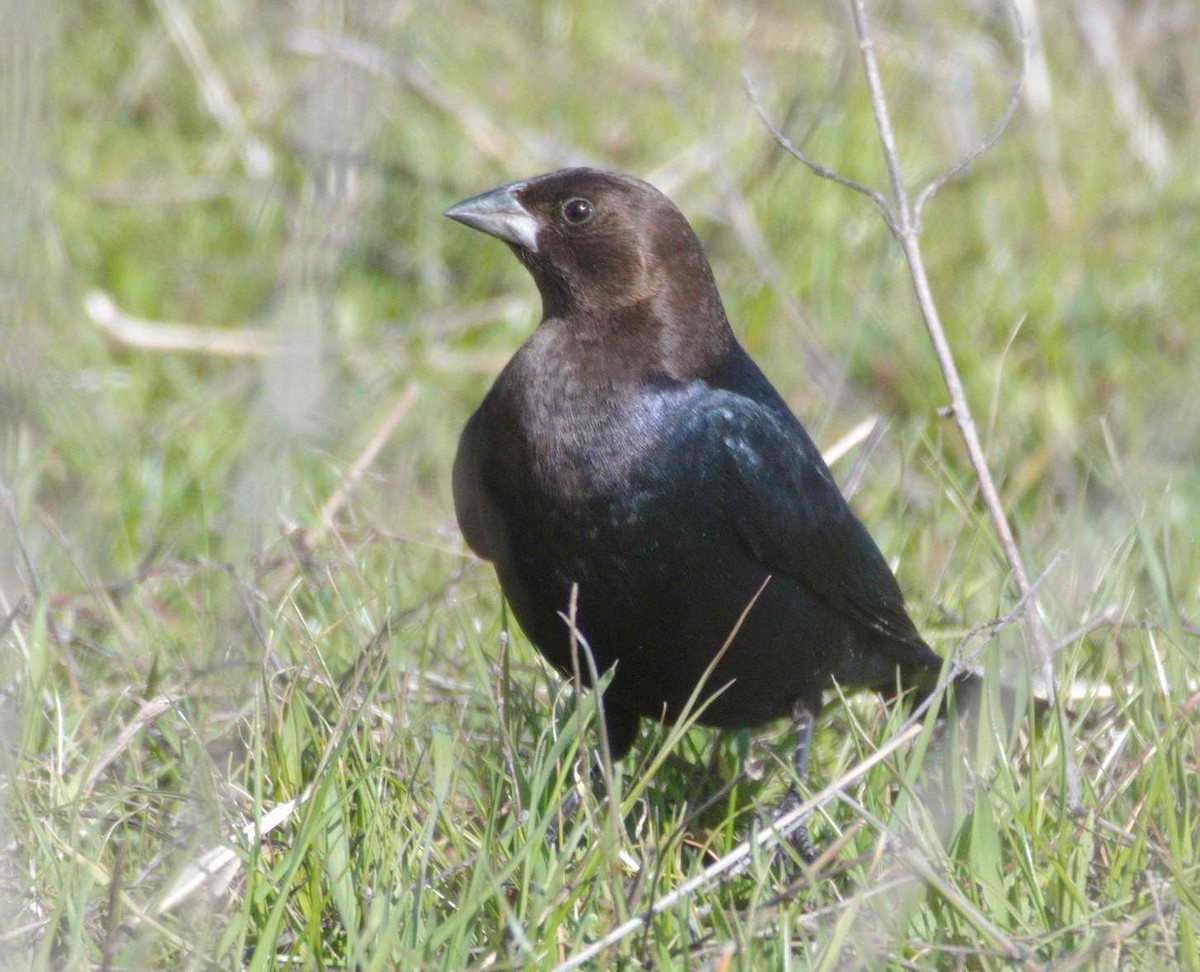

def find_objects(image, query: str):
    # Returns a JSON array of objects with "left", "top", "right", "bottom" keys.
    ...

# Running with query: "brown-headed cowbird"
[{"left": 446, "top": 168, "right": 974, "bottom": 856}]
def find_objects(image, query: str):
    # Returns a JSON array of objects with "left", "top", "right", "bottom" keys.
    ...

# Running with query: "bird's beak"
[{"left": 444, "top": 182, "right": 539, "bottom": 253}]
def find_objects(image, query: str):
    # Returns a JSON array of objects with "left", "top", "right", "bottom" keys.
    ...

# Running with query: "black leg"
[
  {"left": 775, "top": 697, "right": 821, "bottom": 863},
  {"left": 547, "top": 781, "right": 583, "bottom": 845}
]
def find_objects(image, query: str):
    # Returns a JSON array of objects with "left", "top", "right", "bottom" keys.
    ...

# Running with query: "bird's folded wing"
[{"left": 695, "top": 395, "right": 932, "bottom": 665}]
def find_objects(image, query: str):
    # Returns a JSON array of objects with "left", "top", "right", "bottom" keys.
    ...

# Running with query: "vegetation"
[{"left": 1, "top": 0, "right": 1197, "bottom": 968}]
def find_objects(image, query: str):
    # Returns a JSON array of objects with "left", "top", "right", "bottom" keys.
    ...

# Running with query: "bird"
[{"left": 445, "top": 167, "right": 976, "bottom": 857}]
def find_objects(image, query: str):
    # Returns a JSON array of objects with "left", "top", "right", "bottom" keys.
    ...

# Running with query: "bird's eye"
[{"left": 560, "top": 197, "right": 594, "bottom": 226}]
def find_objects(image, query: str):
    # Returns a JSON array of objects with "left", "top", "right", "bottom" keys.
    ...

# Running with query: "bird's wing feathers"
[{"left": 694, "top": 393, "right": 931, "bottom": 662}]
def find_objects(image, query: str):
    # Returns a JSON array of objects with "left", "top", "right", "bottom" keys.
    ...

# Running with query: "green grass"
[{"left": 2, "top": 0, "right": 1199, "bottom": 968}]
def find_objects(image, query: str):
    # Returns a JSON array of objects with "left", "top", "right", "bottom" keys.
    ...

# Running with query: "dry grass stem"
[
  {"left": 84, "top": 290, "right": 279, "bottom": 357},
  {"left": 303, "top": 384, "right": 420, "bottom": 549}
]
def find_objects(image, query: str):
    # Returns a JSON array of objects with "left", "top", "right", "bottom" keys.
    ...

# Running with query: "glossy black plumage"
[{"left": 447, "top": 168, "right": 955, "bottom": 771}]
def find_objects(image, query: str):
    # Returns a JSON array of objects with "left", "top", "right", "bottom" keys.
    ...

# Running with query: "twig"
[
  {"left": 845, "top": 0, "right": 910, "bottom": 232},
  {"left": 751, "top": 0, "right": 1079, "bottom": 806},
  {"left": 80, "top": 695, "right": 182, "bottom": 799},
  {"left": 1049, "top": 605, "right": 1119, "bottom": 654},
  {"left": 851, "top": 0, "right": 1078, "bottom": 805},
  {"left": 84, "top": 290, "right": 278, "bottom": 358},
  {"left": 912, "top": 3, "right": 1029, "bottom": 223},
  {"left": 743, "top": 73, "right": 898, "bottom": 237}
]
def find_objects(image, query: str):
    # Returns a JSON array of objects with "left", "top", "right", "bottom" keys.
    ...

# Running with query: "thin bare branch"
[
  {"left": 753, "top": 0, "right": 1079, "bottom": 804},
  {"left": 743, "top": 72, "right": 898, "bottom": 236},
  {"left": 846, "top": 1, "right": 912, "bottom": 229},
  {"left": 844, "top": 0, "right": 1079, "bottom": 807},
  {"left": 913, "top": 1, "right": 1030, "bottom": 221}
]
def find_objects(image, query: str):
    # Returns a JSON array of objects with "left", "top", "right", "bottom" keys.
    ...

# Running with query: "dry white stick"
[
  {"left": 154, "top": 788, "right": 314, "bottom": 915},
  {"left": 84, "top": 290, "right": 278, "bottom": 358}
]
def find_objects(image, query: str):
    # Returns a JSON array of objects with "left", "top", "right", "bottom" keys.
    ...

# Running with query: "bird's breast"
[{"left": 505, "top": 376, "right": 707, "bottom": 504}]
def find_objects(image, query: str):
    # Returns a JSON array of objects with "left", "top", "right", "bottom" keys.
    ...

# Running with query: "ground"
[{"left": 1, "top": 1, "right": 1198, "bottom": 968}]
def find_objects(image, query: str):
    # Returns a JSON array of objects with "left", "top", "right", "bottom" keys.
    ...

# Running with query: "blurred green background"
[{"left": 2, "top": 0, "right": 1198, "bottom": 968}]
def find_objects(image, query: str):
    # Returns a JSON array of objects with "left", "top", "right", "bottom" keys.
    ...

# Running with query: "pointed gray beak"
[{"left": 444, "top": 182, "right": 539, "bottom": 252}]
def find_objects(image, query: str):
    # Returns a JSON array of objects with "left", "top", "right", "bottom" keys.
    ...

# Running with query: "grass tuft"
[{"left": 2, "top": 0, "right": 1198, "bottom": 968}]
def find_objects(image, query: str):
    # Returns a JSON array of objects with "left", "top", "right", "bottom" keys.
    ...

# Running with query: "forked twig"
[
  {"left": 750, "top": 0, "right": 1081, "bottom": 807},
  {"left": 744, "top": 73, "right": 898, "bottom": 237}
]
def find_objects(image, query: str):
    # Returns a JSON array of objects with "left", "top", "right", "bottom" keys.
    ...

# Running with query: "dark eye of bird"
[{"left": 560, "top": 197, "right": 594, "bottom": 226}]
